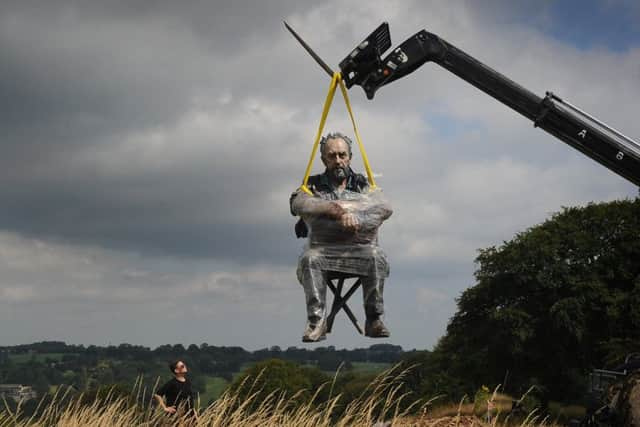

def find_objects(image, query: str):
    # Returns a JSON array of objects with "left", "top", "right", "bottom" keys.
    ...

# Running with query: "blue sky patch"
[
  {"left": 425, "top": 111, "right": 486, "bottom": 142},
  {"left": 534, "top": 0, "right": 640, "bottom": 52}
]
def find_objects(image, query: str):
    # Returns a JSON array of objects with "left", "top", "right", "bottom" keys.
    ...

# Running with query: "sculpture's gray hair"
[{"left": 319, "top": 132, "right": 353, "bottom": 157}]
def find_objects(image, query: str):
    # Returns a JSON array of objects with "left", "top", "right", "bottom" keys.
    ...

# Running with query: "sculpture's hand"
[
  {"left": 325, "top": 201, "right": 346, "bottom": 219},
  {"left": 340, "top": 212, "right": 360, "bottom": 231}
]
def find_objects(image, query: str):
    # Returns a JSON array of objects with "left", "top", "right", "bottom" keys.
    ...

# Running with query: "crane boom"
[{"left": 338, "top": 23, "right": 640, "bottom": 187}]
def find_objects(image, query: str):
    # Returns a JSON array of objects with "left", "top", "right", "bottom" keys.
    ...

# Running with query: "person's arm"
[{"left": 153, "top": 394, "right": 176, "bottom": 414}]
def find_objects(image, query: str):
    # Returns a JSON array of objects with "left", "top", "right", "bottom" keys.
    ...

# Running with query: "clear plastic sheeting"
[{"left": 292, "top": 188, "right": 392, "bottom": 278}]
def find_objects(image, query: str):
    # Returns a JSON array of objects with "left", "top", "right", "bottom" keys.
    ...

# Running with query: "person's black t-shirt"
[{"left": 156, "top": 377, "right": 194, "bottom": 410}]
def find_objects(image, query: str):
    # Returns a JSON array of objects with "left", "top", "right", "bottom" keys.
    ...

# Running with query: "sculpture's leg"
[
  {"left": 361, "top": 275, "right": 390, "bottom": 338},
  {"left": 361, "top": 275, "right": 384, "bottom": 319},
  {"left": 297, "top": 252, "right": 328, "bottom": 341}
]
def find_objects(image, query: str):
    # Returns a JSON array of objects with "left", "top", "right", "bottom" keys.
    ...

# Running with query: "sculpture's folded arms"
[{"left": 292, "top": 188, "right": 392, "bottom": 277}]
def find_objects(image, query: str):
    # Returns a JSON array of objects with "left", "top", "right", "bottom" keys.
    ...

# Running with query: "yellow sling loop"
[{"left": 300, "top": 72, "right": 377, "bottom": 195}]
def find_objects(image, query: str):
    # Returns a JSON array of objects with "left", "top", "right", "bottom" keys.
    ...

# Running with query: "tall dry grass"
[{"left": 0, "top": 366, "right": 567, "bottom": 426}]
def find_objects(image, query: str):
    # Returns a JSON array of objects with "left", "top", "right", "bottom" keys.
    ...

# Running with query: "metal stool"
[{"left": 325, "top": 271, "right": 364, "bottom": 335}]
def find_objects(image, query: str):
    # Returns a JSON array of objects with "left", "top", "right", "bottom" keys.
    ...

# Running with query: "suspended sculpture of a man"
[{"left": 290, "top": 132, "right": 393, "bottom": 342}]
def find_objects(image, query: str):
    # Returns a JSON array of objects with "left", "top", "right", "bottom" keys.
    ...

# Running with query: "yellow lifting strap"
[{"left": 300, "top": 72, "right": 377, "bottom": 195}]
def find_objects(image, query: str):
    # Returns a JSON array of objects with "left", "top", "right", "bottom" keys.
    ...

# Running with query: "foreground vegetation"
[{"left": 0, "top": 367, "right": 566, "bottom": 427}]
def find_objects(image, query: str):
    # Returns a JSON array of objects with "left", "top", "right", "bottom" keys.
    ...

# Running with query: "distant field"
[
  {"left": 348, "top": 362, "right": 391, "bottom": 374},
  {"left": 298, "top": 361, "right": 392, "bottom": 377}
]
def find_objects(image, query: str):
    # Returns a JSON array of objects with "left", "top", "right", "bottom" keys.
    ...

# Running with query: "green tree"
[
  {"left": 405, "top": 199, "right": 640, "bottom": 402},
  {"left": 226, "top": 359, "right": 330, "bottom": 410}
]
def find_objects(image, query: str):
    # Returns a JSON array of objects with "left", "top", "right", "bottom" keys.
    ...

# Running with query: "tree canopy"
[{"left": 405, "top": 198, "right": 640, "bottom": 402}]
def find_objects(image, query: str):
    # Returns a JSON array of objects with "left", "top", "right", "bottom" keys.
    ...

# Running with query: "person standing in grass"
[{"left": 153, "top": 359, "right": 198, "bottom": 420}]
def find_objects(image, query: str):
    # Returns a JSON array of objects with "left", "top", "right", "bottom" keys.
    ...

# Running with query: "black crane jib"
[{"left": 338, "top": 23, "right": 640, "bottom": 187}]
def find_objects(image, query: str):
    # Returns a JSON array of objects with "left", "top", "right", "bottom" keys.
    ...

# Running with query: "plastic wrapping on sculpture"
[{"left": 294, "top": 188, "right": 392, "bottom": 278}]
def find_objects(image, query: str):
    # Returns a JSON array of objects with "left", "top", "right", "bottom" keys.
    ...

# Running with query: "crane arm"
[{"left": 338, "top": 23, "right": 640, "bottom": 187}]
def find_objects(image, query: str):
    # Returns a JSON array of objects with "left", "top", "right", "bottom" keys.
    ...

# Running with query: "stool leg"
[
  {"left": 341, "top": 280, "right": 364, "bottom": 335},
  {"left": 327, "top": 279, "right": 364, "bottom": 335},
  {"left": 326, "top": 278, "right": 344, "bottom": 333}
]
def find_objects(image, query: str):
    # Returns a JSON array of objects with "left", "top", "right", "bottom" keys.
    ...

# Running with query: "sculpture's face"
[{"left": 321, "top": 137, "right": 351, "bottom": 181}]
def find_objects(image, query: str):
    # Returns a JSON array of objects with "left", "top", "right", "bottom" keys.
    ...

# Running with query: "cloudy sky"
[{"left": 1, "top": 0, "right": 638, "bottom": 351}]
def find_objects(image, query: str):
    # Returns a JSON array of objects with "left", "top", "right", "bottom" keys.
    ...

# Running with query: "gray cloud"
[{"left": 0, "top": 0, "right": 637, "bottom": 350}]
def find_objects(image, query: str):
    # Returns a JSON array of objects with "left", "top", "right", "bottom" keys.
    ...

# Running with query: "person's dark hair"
[
  {"left": 168, "top": 360, "right": 183, "bottom": 373},
  {"left": 320, "top": 132, "right": 353, "bottom": 158}
]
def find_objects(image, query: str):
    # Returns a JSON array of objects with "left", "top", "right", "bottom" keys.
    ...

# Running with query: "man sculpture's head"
[{"left": 320, "top": 132, "right": 353, "bottom": 182}]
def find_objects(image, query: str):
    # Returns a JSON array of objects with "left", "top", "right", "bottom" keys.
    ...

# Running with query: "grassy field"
[
  {"left": 0, "top": 367, "right": 566, "bottom": 427},
  {"left": 349, "top": 362, "right": 391, "bottom": 374}
]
